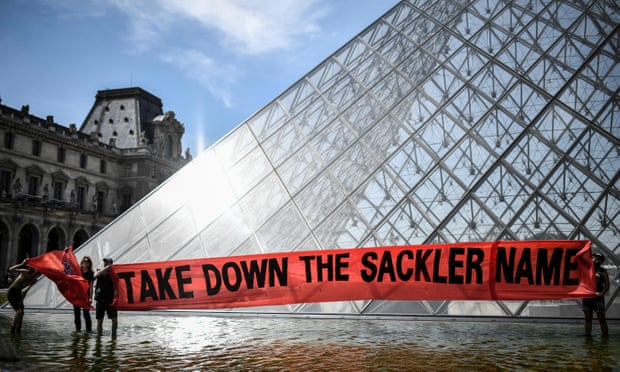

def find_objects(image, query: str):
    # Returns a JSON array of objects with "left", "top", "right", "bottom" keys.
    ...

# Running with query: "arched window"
[
  {"left": 46, "top": 226, "right": 66, "bottom": 252},
  {"left": 72, "top": 229, "right": 89, "bottom": 250},
  {"left": 18, "top": 224, "right": 39, "bottom": 261}
]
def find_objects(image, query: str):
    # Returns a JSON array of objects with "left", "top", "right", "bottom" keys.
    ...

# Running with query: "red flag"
[{"left": 27, "top": 247, "right": 93, "bottom": 310}]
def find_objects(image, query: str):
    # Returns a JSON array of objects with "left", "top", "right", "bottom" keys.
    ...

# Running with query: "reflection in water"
[
  {"left": 70, "top": 333, "right": 89, "bottom": 371},
  {"left": 1, "top": 312, "right": 618, "bottom": 370},
  {"left": 92, "top": 334, "right": 119, "bottom": 370}
]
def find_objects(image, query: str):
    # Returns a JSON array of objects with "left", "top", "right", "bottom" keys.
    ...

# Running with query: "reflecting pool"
[{"left": 1, "top": 311, "right": 618, "bottom": 370}]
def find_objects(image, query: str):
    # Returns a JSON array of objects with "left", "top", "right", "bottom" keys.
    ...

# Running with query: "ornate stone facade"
[{"left": 0, "top": 88, "right": 190, "bottom": 286}]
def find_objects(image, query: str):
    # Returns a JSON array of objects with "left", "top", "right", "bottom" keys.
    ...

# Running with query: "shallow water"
[{"left": 1, "top": 311, "right": 619, "bottom": 370}]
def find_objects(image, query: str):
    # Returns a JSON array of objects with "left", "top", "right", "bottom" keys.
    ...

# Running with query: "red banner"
[
  {"left": 109, "top": 240, "right": 595, "bottom": 311},
  {"left": 27, "top": 247, "right": 94, "bottom": 310}
]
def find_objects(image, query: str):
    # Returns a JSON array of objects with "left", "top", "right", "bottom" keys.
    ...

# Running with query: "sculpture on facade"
[
  {"left": 42, "top": 184, "right": 49, "bottom": 201},
  {"left": 12, "top": 178, "right": 22, "bottom": 198}
]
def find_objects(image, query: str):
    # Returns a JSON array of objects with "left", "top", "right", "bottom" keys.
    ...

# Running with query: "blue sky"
[{"left": 0, "top": 0, "right": 399, "bottom": 157}]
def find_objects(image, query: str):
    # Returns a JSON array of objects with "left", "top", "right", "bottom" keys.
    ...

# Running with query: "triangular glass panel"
[{"left": 25, "top": 1, "right": 619, "bottom": 321}]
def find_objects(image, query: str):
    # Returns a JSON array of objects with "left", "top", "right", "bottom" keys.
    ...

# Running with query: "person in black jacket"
[
  {"left": 74, "top": 256, "right": 94, "bottom": 332},
  {"left": 582, "top": 252, "right": 610, "bottom": 336},
  {"left": 94, "top": 257, "right": 117, "bottom": 336}
]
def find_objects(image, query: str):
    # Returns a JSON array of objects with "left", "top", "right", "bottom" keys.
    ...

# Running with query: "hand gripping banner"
[{"left": 109, "top": 240, "right": 595, "bottom": 311}]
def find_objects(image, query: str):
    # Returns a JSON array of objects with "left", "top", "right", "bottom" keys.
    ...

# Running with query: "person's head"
[
  {"left": 103, "top": 257, "right": 113, "bottom": 267},
  {"left": 592, "top": 252, "right": 605, "bottom": 266},
  {"left": 80, "top": 256, "right": 93, "bottom": 271}
]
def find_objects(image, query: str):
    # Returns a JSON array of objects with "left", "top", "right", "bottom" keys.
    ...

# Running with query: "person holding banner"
[
  {"left": 94, "top": 257, "right": 117, "bottom": 337},
  {"left": 24, "top": 247, "right": 94, "bottom": 312},
  {"left": 73, "top": 256, "right": 94, "bottom": 332},
  {"left": 7, "top": 259, "right": 38, "bottom": 334},
  {"left": 583, "top": 252, "right": 610, "bottom": 337}
]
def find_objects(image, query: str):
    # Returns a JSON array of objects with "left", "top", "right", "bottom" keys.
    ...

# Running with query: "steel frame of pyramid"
[{"left": 26, "top": 0, "right": 619, "bottom": 319}]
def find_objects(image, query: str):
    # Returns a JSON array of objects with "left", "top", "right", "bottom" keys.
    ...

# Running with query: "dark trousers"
[{"left": 73, "top": 305, "right": 92, "bottom": 332}]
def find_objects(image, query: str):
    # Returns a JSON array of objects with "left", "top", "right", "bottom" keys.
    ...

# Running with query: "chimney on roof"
[
  {"left": 46, "top": 115, "right": 54, "bottom": 127},
  {"left": 21, "top": 105, "right": 29, "bottom": 115}
]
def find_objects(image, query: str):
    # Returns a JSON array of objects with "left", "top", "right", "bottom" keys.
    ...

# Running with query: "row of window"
[
  {"left": 0, "top": 169, "right": 104, "bottom": 211},
  {"left": 4, "top": 132, "right": 107, "bottom": 173},
  {"left": 96, "top": 105, "right": 129, "bottom": 124},
  {"left": 0, "top": 167, "right": 134, "bottom": 214}
]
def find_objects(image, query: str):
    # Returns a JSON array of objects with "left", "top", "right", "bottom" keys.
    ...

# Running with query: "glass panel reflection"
[{"left": 26, "top": 0, "right": 619, "bottom": 320}]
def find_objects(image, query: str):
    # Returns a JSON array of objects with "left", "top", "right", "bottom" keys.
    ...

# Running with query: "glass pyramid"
[{"left": 26, "top": 0, "right": 619, "bottom": 318}]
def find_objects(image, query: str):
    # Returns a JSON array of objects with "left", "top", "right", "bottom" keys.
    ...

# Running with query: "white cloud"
[
  {"left": 160, "top": 49, "right": 237, "bottom": 108},
  {"left": 110, "top": 0, "right": 327, "bottom": 55},
  {"left": 45, "top": 0, "right": 330, "bottom": 107},
  {"left": 108, "top": 0, "right": 176, "bottom": 54},
  {"left": 157, "top": 0, "right": 326, "bottom": 55},
  {"left": 41, "top": 0, "right": 333, "bottom": 56},
  {"left": 108, "top": 0, "right": 328, "bottom": 106}
]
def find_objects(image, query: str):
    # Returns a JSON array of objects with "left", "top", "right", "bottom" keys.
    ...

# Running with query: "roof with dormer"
[{"left": 80, "top": 87, "right": 164, "bottom": 149}]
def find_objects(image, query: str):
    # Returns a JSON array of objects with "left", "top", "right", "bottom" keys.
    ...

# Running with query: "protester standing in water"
[
  {"left": 74, "top": 256, "right": 94, "bottom": 332},
  {"left": 94, "top": 257, "right": 117, "bottom": 336},
  {"left": 7, "top": 259, "right": 38, "bottom": 334},
  {"left": 583, "top": 252, "right": 610, "bottom": 336}
]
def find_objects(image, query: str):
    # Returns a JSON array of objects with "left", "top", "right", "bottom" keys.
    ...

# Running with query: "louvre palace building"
[
  {"left": 26, "top": 0, "right": 619, "bottom": 319},
  {"left": 0, "top": 87, "right": 189, "bottom": 286}
]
